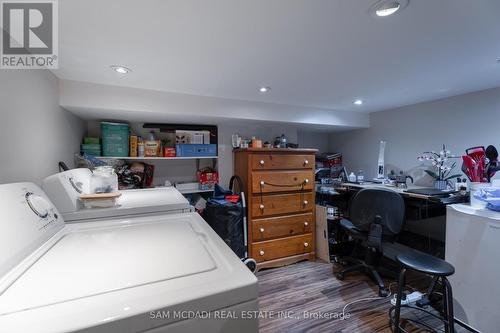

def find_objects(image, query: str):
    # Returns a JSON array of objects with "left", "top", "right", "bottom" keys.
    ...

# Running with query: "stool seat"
[{"left": 396, "top": 251, "right": 455, "bottom": 276}]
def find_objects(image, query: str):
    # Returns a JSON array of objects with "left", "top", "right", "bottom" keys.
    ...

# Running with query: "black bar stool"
[{"left": 389, "top": 251, "right": 455, "bottom": 333}]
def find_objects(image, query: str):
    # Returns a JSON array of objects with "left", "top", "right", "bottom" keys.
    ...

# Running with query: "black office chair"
[{"left": 335, "top": 188, "right": 405, "bottom": 296}]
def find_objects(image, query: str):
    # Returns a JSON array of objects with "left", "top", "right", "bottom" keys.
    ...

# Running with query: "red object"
[
  {"left": 466, "top": 146, "right": 486, "bottom": 163},
  {"left": 197, "top": 168, "right": 219, "bottom": 190},
  {"left": 324, "top": 156, "right": 342, "bottom": 168},
  {"left": 225, "top": 195, "right": 240, "bottom": 203},
  {"left": 464, "top": 146, "right": 488, "bottom": 182},
  {"left": 163, "top": 148, "right": 176, "bottom": 157},
  {"left": 198, "top": 170, "right": 219, "bottom": 183}
]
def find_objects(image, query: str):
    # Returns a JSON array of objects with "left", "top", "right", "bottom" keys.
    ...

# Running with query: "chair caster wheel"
[
  {"left": 379, "top": 288, "right": 389, "bottom": 297},
  {"left": 336, "top": 272, "right": 345, "bottom": 280}
]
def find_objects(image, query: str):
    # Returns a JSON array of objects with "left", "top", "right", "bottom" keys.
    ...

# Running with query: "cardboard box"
[
  {"left": 175, "top": 130, "right": 210, "bottom": 144},
  {"left": 163, "top": 148, "right": 176, "bottom": 157}
]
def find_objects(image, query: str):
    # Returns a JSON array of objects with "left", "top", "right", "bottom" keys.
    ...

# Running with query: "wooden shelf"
[
  {"left": 233, "top": 148, "right": 318, "bottom": 153},
  {"left": 96, "top": 156, "right": 218, "bottom": 160}
]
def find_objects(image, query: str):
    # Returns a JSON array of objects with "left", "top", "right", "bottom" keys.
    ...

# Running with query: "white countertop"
[{"left": 448, "top": 203, "right": 500, "bottom": 221}]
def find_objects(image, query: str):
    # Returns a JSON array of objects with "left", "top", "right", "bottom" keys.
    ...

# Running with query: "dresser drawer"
[
  {"left": 252, "top": 213, "right": 313, "bottom": 241},
  {"left": 252, "top": 234, "right": 313, "bottom": 262},
  {"left": 251, "top": 192, "right": 313, "bottom": 217},
  {"left": 251, "top": 154, "right": 314, "bottom": 170},
  {"left": 251, "top": 170, "right": 314, "bottom": 193}
]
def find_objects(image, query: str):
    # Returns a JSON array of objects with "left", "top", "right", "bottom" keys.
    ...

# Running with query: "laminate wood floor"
[{"left": 257, "top": 260, "right": 465, "bottom": 333}]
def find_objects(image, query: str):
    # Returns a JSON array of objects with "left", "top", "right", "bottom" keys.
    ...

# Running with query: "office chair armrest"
[{"left": 367, "top": 215, "right": 383, "bottom": 251}]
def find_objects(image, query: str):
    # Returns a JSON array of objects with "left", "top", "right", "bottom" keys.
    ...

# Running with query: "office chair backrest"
[{"left": 349, "top": 188, "right": 405, "bottom": 236}]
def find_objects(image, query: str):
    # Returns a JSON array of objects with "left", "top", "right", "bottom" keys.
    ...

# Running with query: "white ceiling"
[{"left": 55, "top": 0, "right": 500, "bottom": 114}]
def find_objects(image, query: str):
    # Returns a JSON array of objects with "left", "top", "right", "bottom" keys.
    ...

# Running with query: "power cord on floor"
[
  {"left": 341, "top": 282, "right": 395, "bottom": 318},
  {"left": 341, "top": 282, "right": 421, "bottom": 319}
]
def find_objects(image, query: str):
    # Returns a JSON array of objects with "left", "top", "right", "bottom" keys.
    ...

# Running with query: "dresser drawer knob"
[
  {"left": 304, "top": 242, "right": 309, "bottom": 247},
  {"left": 304, "top": 222, "right": 309, "bottom": 227},
  {"left": 259, "top": 204, "right": 265, "bottom": 210},
  {"left": 259, "top": 250, "right": 265, "bottom": 256},
  {"left": 260, "top": 180, "right": 265, "bottom": 186},
  {"left": 259, "top": 227, "right": 265, "bottom": 233},
  {"left": 303, "top": 200, "right": 309, "bottom": 206},
  {"left": 304, "top": 178, "right": 309, "bottom": 184},
  {"left": 304, "top": 160, "right": 309, "bottom": 165},
  {"left": 259, "top": 160, "right": 265, "bottom": 165}
]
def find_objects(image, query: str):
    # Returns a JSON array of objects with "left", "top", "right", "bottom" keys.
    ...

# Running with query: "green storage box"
[
  {"left": 101, "top": 122, "right": 129, "bottom": 157},
  {"left": 82, "top": 150, "right": 102, "bottom": 156},
  {"left": 81, "top": 144, "right": 101, "bottom": 150},
  {"left": 84, "top": 137, "right": 100, "bottom": 145}
]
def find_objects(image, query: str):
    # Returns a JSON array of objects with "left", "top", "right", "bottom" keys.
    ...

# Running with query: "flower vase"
[{"left": 434, "top": 180, "right": 447, "bottom": 190}]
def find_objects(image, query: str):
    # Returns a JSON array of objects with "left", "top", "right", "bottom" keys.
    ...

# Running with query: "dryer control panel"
[
  {"left": 42, "top": 168, "right": 92, "bottom": 214},
  {"left": 24, "top": 191, "right": 60, "bottom": 227},
  {"left": 0, "top": 183, "right": 64, "bottom": 277}
]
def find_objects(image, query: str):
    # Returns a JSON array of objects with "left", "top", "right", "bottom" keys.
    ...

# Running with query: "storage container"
[
  {"left": 175, "top": 144, "right": 217, "bottom": 157},
  {"left": 81, "top": 143, "right": 101, "bottom": 156},
  {"left": 81, "top": 149, "right": 102, "bottom": 157},
  {"left": 470, "top": 182, "right": 490, "bottom": 208},
  {"left": 163, "top": 148, "right": 176, "bottom": 157},
  {"left": 101, "top": 122, "right": 129, "bottom": 157},
  {"left": 90, "top": 166, "right": 119, "bottom": 194},
  {"left": 81, "top": 144, "right": 101, "bottom": 150},
  {"left": 83, "top": 137, "right": 100, "bottom": 145},
  {"left": 144, "top": 140, "right": 160, "bottom": 157}
]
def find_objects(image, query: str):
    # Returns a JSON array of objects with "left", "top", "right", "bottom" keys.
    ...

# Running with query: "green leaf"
[
  {"left": 424, "top": 170, "right": 439, "bottom": 179},
  {"left": 444, "top": 174, "right": 462, "bottom": 181}
]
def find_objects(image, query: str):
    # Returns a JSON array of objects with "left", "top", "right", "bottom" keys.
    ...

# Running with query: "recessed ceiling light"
[
  {"left": 376, "top": 2, "right": 400, "bottom": 16},
  {"left": 259, "top": 86, "right": 271, "bottom": 93},
  {"left": 370, "top": 0, "right": 408, "bottom": 18},
  {"left": 353, "top": 99, "right": 364, "bottom": 105},
  {"left": 110, "top": 65, "right": 132, "bottom": 74}
]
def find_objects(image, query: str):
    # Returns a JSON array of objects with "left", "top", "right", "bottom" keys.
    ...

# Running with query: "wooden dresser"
[{"left": 233, "top": 148, "right": 317, "bottom": 270}]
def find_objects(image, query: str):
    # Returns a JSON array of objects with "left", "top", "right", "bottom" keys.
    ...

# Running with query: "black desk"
[{"left": 316, "top": 182, "right": 468, "bottom": 260}]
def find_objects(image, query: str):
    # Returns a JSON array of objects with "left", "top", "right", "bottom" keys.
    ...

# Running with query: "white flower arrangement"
[{"left": 417, "top": 144, "right": 461, "bottom": 181}]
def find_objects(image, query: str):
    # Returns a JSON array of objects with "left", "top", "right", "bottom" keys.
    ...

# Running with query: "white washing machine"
[
  {"left": 0, "top": 183, "right": 259, "bottom": 333},
  {"left": 42, "top": 169, "right": 191, "bottom": 222}
]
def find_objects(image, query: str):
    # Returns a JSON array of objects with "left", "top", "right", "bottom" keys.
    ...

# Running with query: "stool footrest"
[{"left": 389, "top": 304, "right": 452, "bottom": 333}]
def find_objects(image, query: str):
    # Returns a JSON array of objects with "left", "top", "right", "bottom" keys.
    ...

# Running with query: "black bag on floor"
[{"left": 202, "top": 180, "right": 245, "bottom": 258}]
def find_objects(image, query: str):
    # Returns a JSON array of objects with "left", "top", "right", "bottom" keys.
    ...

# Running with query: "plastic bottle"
[
  {"left": 348, "top": 172, "right": 356, "bottom": 182},
  {"left": 280, "top": 134, "right": 287, "bottom": 148},
  {"left": 357, "top": 169, "right": 364, "bottom": 182},
  {"left": 147, "top": 131, "right": 156, "bottom": 141},
  {"left": 138, "top": 136, "right": 145, "bottom": 157}
]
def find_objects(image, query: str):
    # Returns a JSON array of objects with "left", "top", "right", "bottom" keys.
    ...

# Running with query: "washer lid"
[
  {"left": 0, "top": 218, "right": 215, "bottom": 315},
  {"left": 63, "top": 187, "right": 190, "bottom": 221}
]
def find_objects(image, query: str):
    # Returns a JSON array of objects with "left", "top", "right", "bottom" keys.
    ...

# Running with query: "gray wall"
[
  {"left": 0, "top": 71, "right": 85, "bottom": 185},
  {"left": 298, "top": 131, "right": 329, "bottom": 154},
  {"left": 330, "top": 87, "right": 500, "bottom": 185}
]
